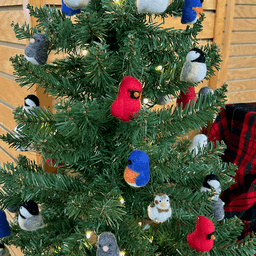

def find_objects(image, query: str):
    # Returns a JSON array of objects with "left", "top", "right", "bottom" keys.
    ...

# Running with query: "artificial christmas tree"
[{"left": 0, "top": 0, "right": 255, "bottom": 255}]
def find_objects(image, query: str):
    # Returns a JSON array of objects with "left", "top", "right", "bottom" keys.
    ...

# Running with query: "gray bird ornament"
[
  {"left": 0, "top": 244, "right": 10, "bottom": 256},
  {"left": 180, "top": 48, "right": 207, "bottom": 83},
  {"left": 25, "top": 33, "right": 49, "bottom": 65},
  {"left": 96, "top": 232, "right": 119, "bottom": 256},
  {"left": 198, "top": 86, "right": 214, "bottom": 104},
  {"left": 18, "top": 200, "right": 45, "bottom": 231},
  {"left": 148, "top": 193, "right": 172, "bottom": 223}
]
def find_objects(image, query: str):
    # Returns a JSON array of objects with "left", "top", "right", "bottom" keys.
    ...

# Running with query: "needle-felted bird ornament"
[
  {"left": 198, "top": 86, "right": 214, "bottom": 104},
  {"left": 176, "top": 86, "right": 196, "bottom": 109},
  {"left": 181, "top": 0, "right": 204, "bottom": 24},
  {"left": 23, "top": 94, "right": 40, "bottom": 112},
  {"left": 148, "top": 193, "right": 172, "bottom": 223},
  {"left": 61, "top": 0, "right": 81, "bottom": 15},
  {"left": 187, "top": 215, "right": 215, "bottom": 252},
  {"left": 111, "top": 76, "right": 142, "bottom": 122},
  {"left": 136, "top": 0, "right": 169, "bottom": 14},
  {"left": 157, "top": 95, "right": 171, "bottom": 105},
  {"left": 96, "top": 232, "right": 119, "bottom": 256},
  {"left": 124, "top": 150, "right": 150, "bottom": 187},
  {"left": 18, "top": 200, "right": 45, "bottom": 231},
  {"left": 64, "top": 0, "right": 90, "bottom": 9},
  {"left": 200, "top": 174, "right": 221, "bottom": 201},
  {"left": 0, "top": 211, "right": 10, "bottom": 239},
  {"left": 189, "top": 134, "right": 208, "bottom": 156},
  {"left": 201, "top": 174, "right": 224, "bottom": 221},
  {"left": 0, "top": 244, "right": 10, "bottom": 256},
  {"left": 25, "top": 33, "right": 49, "bottom": 65}
]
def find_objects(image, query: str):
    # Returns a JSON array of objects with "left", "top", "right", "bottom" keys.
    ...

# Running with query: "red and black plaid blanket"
[{"left": 208, "top": 103, "right": 256, "bottom": 239}]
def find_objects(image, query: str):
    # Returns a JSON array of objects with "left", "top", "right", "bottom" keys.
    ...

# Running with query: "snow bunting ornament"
[
  {"left": 189, "top": 134, "right": 208, "bottom": 156},
  {"left": 18, "top": 200, "right": 45, "bottom": 231},
  {"left": 0, "top": 244, "right": 11, "bottom": 256},
  {"left": 137, "top": 0, "right": 169, "bottom": 14},
  {"left": 25, "top": 33, "right": 49, "bottom": 65},
  {"left": 148, "top": 194, "right": 172, "bottom": 223},
  {"left": 96, "top": 232, "right": 119, "bottom": 256},
  {"left": 63, "top": 0, "right": 90, "bottom": 10}
]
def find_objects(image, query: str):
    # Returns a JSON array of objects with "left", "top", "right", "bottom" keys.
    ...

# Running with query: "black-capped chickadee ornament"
[
  {"left": 96, "top": 232, "right": 119, "bottom": 256},
  {"left": 0, "top": 244, "right": 10, "bottom": 256},
  {"left": 180, "top": 48, "right": 207, "bottom": 83},
  {"left": 25, "top": 33, "right": 49, "bottom": 65},
  {"left": 148, "top": 193, "right": 172, "bottom": 223},
  {"left": 137, "top": 0, "right": 169, "bottom": 14},
  {"left": 189, "top": 134, "right": 208, "bottom": 156},
  {"left": 18, "top": 200, "right": 45, "bottom": 231},
  {"left": 201, "top": 174, "right": 225, "bottom": 221}
]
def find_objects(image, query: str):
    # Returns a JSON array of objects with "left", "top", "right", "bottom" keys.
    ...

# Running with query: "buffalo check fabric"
[{"left": 208, "top": 103, "right": 256, "bottom": 239}]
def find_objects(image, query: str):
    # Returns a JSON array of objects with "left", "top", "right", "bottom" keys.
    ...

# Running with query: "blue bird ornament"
[
  {"left": 181, "top": 0, "right": 204, "bottom": 24},
  {"left": 124, "top": 150, "right": 150, "bottom": 187},
  {"left": 0, "top": 211, "right": 10, "bottom": 239}
]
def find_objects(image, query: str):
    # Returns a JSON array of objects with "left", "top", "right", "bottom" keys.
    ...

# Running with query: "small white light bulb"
[
  {"left": 86, "top": 231, "right": 92, "bottom": 239},
  {"left": 119, "top": 251, "right": 125, "bottom": 256},
  {"left": 82, "top": 49, "right": 88, "bottom": 55},
  {"left": 143, "top": 98, "right": 149, "bottom": 104},
  {"left": 120, "top": 197, "right": 125, "bottom": 204},
  {"left": 138, "top": 222, "right": 142, "bottom": 226},
  {"left": 157, "top": 65, "right": 163, "bottom": 70}
]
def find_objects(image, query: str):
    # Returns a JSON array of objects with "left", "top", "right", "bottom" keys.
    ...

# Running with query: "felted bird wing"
[
  {"left": 180, "top": 62, "right": 192, "bottom": 81},
  {"left": 24, "top": 215, "right": 45, "bottom": 231}
]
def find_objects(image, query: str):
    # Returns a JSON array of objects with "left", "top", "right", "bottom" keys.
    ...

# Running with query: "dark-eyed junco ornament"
[
  {"left": 111, "top": 76, "right": 142, "bottom": 122},
  {"left": 0, "top": 244, "right": 10, "bottom": 256},
  {"left": 198, "top": 86, "right": 214, "bottom": 104},
  {"left": 180, "top": 48, "right": 207, "bottom": 83},
  {"left": 96, "top": 232, "right": 119, "bottom": 256},
  {"left": 136, "top": 0, "right": 169, "bottom": 14},
  {"left": 187, "top": 215, "right": 215, "bottom": 252},
  {"left": 25, "top": 33, "right": 49, "bottom": 65},
  {"left": 181, "top": 0, "right": 204, "bottom": 24},
  {"left": 188, "top": 134, "right": 208, "bottom": 156},
  {"left": 18, "top": 200, "right": 45, "bottom": 231},
  {"left": 148, "top": 193, "right": 172, "bottom": 223},
  {"left": 124, "top": 150, "right": 150, "bottom": 187},
  {"left": 0, "top": 211, "right": 10, "bottom": 239}
]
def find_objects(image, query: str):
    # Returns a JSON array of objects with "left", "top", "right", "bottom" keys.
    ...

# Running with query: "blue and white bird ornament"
[
  {"left": 124, "top": 150, "right": 150, "bottom": 187},
  {"left": 181, "top": 0, "right": 204, "bottom": 24}
]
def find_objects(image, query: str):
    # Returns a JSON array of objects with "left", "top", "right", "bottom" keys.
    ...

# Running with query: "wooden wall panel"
[
  {"left": 0, "top": 103, "right": 15, "bottom": 131},
  {"left": 227, "top": 67, "right": 256, "bottom": 80},
  {"left": 231, "top": 32, "right": 256, "bottom": 44},
  {"left": 228, "top": 56, "right": 256, "bottom": 68},
  {"left": 0, "top": 0, "right": 23, "bottom": 6},
  {"left": 236, "top": 0, "right": 256, "bottom": 4},
  {"left": 233, "top": 19, "right": 256, "bottom": 31},
  {"left": 0, "top": 76, "right": 35, "bottom": 108},
  {"left": 229, "top": 44, "right": 256, "bottom": 56},
  {"left": 0, "top": 45, "right": 24, "bottom": 76},
  {"left": 234, "top": 6, "right": 256, "bottom": 18},
  {"left": 227, "top": 79, "right": 256, "bottom": 92},
  {"left": 226, "top": 90, "right": 256, "bottom": 103},
  {"left": 0, "top": 10, "right": 26, "bottom": 44}
]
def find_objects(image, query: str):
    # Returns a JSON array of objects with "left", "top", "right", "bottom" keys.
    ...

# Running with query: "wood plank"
[
  {"left": 231, "top": 32, "right": 256, "bottom": 43},
  {"left": 0, "top": 45, "right": 24, "bottom": 76},
  {"left": 218, "top": 0, "right": 236, "bottom": 87},
  {"left": 226, "top": 90, "right": 256, "bottom": 103},
  {"left": 228, "top": 56, "right": 256, "bottom": 68},
  {"left": 0, "top": 10, "right": 26, "bottom": 44},
  {"left": 0, "top": 76, "right": 36, "bottom": 108},
  {"left": 0, "top": 0, "right": 23, "bottom": 6},
  {"left": 234, "top": 6, "right": 256, "bottom": 18},
  {"left": 227, "top": 79, "right": 256, "bottom": 91},
  {"left": 0, "top": 103, "right": 16, "bottom": 131},
  {"left": 227, "top": 67, "right": 256, "bottom": 80},
  {"left": 233, "top": 19, "right": 256, "bottom": 31},
  {"left": 236, "top": 0, "right": 256, "bottom": 4},
  {"left": 209, "top": 0, "right": 227, "bottom": 89},
  {"left": 153, "top": 12, "right": 215, "bottom": 39},
  {"left": 0, "top": 149, "right": 16, "bottom": 166},
  {"left": 229, "top": 44, "right": 256, "bottom": 56}
]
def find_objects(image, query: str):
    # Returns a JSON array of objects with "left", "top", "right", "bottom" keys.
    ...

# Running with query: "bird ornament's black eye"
[
  {"left": 159, "top": 200, "right": 161, "bottom": 203},
  {"left": 200, "top": 0, "right": 204, "bottom": 3},
  {"left": 37, "top": 39, "right": 40, "bottom": 42},
  {"left": 127, "top": 160, "right": 132, "bottom": 165},
  {"left": 128, "top": 89, "right": 140, "bottom": 99}
]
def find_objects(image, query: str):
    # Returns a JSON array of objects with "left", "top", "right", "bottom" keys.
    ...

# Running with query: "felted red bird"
[
  {"left": 111, "top": 76, "right": 142, "bottom": 122},
  {"left": 176, "top": 86, "right": 196, "bottom": 109},
  {"left": 187, "top": 215, "right": 215, "bottom": 252}
]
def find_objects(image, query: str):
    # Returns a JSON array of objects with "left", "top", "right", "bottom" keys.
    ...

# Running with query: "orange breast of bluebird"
[{"left": 124, "top": 167, "right": 139, "bottom": 184}]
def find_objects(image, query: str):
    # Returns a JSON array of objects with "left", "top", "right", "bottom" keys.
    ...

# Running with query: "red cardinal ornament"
[
  {"left": 187, "top": 215, "right": 215, "bottom": 252},
  {"left": 176, "top": 86, "right": 196, "bottom": 109},
  {"left": 111, "top": 76, "right": 142, "bottom": 122}
]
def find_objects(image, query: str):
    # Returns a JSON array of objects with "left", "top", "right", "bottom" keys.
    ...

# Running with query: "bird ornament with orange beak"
[
  {"left": 111, "top": 76, "right": 142, "bottom": 122},
  {"left": 187, "top": 215, "right": 215, "bottom": 252},
  {"left": 124, "top": 150, "right": 150, "bottom": 187},
  {"left": 181, "top": 0, "right": 204, "bottom": 24}
]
